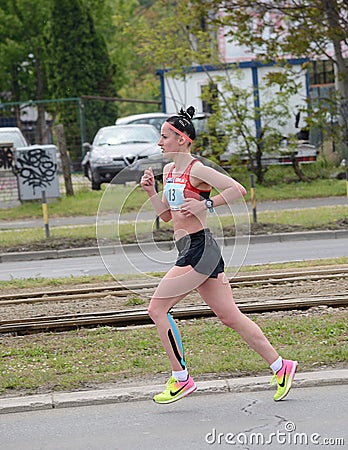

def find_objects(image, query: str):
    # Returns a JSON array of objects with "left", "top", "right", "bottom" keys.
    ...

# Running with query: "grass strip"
[
  {"left": 0, "top": 310, "right": 347, "bottom": 395},
  {"left": 0, "top": 178, "right": 346, "bottom": 221}
]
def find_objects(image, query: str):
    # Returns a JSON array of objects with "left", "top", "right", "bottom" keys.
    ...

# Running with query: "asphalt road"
[
  {"left": 0, "top": 234, "right": 347, "bottom": 281},
  {"left": 1, "top": 385, "right": 346, "bottom": 450}
]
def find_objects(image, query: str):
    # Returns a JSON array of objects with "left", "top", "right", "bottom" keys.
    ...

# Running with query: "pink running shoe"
[
  {"left": 271, "top": 359, "right": 298, "bottom": 401},
  {"left": 153, "top": 375, "right": 197, "bottom": 404}
]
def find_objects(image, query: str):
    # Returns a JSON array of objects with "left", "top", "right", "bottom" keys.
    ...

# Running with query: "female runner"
[{"left": 140, "top": 106, "right": 297, "bottom": 404}]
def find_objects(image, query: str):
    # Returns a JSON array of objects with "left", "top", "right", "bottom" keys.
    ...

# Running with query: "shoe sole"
[
  {"left": 153, "top": 384, "right": 197, "bottom": 404},
  {"left": 274, "top": 361, "right": 298, "bottom": 402}
]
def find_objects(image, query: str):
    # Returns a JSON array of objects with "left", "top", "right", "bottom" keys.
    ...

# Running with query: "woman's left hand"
[{"left": 180, "top": 198, "right": 206, "bottom": 217}]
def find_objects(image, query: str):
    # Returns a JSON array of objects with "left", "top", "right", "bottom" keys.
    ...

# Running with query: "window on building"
[
  {"left": 309, "top": 60, "right": 335, "bottom": 85},
  {"left": 201, "top": 83, "right": 218, "bottom": 114}
]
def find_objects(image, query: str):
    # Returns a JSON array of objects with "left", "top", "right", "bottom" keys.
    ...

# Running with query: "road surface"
[
  {"left": 0, "top": 385, "right": 346, "bottom": 450},
  {"left": 0, "top": 235, "right": 347, "bottom": 280}
]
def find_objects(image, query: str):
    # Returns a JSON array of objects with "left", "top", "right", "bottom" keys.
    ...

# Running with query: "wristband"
[{"left": 205, "top": 198, "right": 214, "bottom": 213}]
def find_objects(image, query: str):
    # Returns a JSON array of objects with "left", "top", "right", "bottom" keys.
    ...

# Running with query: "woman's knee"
[
  {"left": 147, "top": 301, "right": 160, "bottom": 322},
  {"left": 217, "top": 309, "right": 243, "bottom": 329},
  {"left": 148, "top": 298, "right": 171, "bottom": 323}
]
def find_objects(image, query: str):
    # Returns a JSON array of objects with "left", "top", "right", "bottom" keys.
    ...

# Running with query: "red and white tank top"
[{"left": 164, "top": 159, "right": 211, "bottom": 210}]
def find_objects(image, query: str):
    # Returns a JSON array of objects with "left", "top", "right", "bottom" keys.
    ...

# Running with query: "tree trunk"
[
  {"left": 290, "top": 153, "right": 311, "bottom": 182},
  {"left": 54, "top": 124, "right": 74, "bottom": 196},
  {"left": 254, "top": 144, "right": 265, "bottom": 184}
]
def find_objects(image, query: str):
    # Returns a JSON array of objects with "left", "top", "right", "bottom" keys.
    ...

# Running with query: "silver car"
[
  {"left": 115, "top": 112, "right": 171, "bottom": 132},
  {"left": 116, "top": 112, "right": 210, "bottom": 134},
  {"left": 82, "top": 124, "right": 164, "bottom": 190}
]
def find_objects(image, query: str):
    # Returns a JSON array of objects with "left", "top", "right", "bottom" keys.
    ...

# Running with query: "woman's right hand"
[{"left": 140, "top": 167, "right": 155, "bottom": 194}]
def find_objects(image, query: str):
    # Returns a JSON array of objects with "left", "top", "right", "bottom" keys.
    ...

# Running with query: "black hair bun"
[
  {"left": 186, "top": 106, "right": 195, "bottom": 120},
  {"left": 179, "top": 106, "right": 195, "bottom": 121}
]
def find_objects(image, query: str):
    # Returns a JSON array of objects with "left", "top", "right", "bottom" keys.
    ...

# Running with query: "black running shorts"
[{"left": 175, "top": 228, "right": 225, "bottom": 278}]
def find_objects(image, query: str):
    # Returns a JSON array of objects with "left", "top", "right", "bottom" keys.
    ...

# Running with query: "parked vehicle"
[
  {"left": 116, "top": 112, "right": 171, "bottom": 132},
  {"left": 115, "top": 115, "right": 319, "bottom": 170},
  {"left": 116, "top": 112, "right": 210, "bottom": 135},
  {"left": 0, "top": 127, "right": 28, "bottom": 149},
  {"left": 0, "top": 127, "right": 60, "bottom": 171},
  {"left": 263, "top": 140, "right": 318, "bottom": 165},
  {"left": 220, "top": 134, "right": 318, "bottom": 166},
  {"left": 82, "top": 124, "right": 165, "bottom": 190}
]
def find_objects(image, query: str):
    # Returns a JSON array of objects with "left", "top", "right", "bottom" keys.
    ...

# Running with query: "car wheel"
[
  {"left": 91, "top": 179, "right": 101, "bottom": 190},
  {"left": 88, "top": 167, "right": 101, "bottom": 190},
  {"left": 86, "top": 164, "right": 92, "bottom": 181}
]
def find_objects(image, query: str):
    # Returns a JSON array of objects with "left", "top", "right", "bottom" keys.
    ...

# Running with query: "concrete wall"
[{"left": 0, "top": 171, "right": 18, "bottom": 202}]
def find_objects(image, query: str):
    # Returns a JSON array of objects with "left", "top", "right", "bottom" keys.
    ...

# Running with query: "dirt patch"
[{"left": 1, "top": 237, "right": 99, "bottom": 253}]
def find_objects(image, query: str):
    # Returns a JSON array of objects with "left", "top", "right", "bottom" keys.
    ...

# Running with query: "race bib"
[{"left": 164, "top": 177, "right": 185, "bottom": 210}]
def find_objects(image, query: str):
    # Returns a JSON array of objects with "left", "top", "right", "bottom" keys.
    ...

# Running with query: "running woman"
[{"left": 140, "top": 106, "right": 297, "bottom": 404}]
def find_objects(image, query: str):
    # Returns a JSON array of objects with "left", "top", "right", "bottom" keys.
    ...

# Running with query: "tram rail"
[
  {"left": 1, "top": 266, "right": 347, "bottom": 306},
  {"left": 0, "top": 266, "right": 347, "bottom": 335}
]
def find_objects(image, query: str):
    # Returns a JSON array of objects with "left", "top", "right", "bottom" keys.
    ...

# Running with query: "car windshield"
[
  {"left": 95, "top": 126, "right": 159, "bottom": 146},
  {"left": 0, "top": 131, "right": 27, "bottom": 148}
]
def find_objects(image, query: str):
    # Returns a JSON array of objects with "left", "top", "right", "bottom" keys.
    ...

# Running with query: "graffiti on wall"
[
  {"left": 0, "top": 145, "right": 14, "bottom": 170},
  {"left": 14, "top": 148, "right": 57, "bottom": 195}
]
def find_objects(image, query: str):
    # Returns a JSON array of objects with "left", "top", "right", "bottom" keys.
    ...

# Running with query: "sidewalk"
[{"left": 1, "top": 368, "right": 347, "bottom": 414}]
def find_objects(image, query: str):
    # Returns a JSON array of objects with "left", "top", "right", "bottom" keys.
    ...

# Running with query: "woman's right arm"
[{"left": 140, "top": 167, "right": 172, "bottom": 222}]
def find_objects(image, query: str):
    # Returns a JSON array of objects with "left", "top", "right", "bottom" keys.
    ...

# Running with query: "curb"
[
  {"left": 1, "top": 230, "right": 348, "bottom": 263},
  {"left": 0, "top": 369, "right": 347, "bottom": 414}
]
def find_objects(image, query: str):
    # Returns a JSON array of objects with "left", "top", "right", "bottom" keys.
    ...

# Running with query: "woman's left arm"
[
  {"left": 194, "top": 164, "right": 247, "bottom": 204},
  {"left": 204, "top": 166, "right": 247, "bottom": 206},
  {"left": 180, "top": 164, "right": 246, "bottom": 217}
]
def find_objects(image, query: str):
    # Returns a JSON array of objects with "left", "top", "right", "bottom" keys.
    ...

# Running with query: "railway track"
[
  {"left": 1, "top": 266, "right": 347, "bottom": 306},
  {"left": 1, "top": 267, "right": 347, "bottom": 335},
  {"left": 1, "top": 293, "right": 347, "bottom": 335}
]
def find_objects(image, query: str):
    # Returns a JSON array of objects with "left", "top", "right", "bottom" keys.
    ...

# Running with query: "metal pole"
[
  {"left": 250, "top": 174, "right": 257, "bottom": 223},
  {"left": 78, "top": 98, "right": 86, "bottom": 156},
  {"left": 41, "top": 191, "right": 50, "bottom": 239},
  {"left": 346, "top": 166, "right": 348, "bottom": 202},
  {"left": 155, "top": 179, "right": 160, "bottom": 230}
]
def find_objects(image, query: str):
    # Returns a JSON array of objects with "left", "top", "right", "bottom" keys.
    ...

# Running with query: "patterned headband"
[{"left": 165, "top": 122, "right": 193, "bottom": 143}]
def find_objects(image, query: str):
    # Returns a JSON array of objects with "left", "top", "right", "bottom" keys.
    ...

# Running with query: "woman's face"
[
  {"left": 158, "top": 123, "right": 190, "bottom": 157},
  {"left": 158, "top": 123, "right": 180, "bottom": 155}
]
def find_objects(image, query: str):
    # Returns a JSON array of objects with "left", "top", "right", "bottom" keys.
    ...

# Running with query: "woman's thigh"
[
  {"left": 152, "top": 265, "right": 209, "bottom": 301},
  {"left": 196, "top": 272, "right": 241, "bottom": 318},
  {"left": 148, "top": 265, "right": 209, "bottom": 318}
]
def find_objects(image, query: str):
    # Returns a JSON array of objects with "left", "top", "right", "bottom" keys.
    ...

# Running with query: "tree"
[
  {"left": 212, "top": 0, "right": 348, "bottom": 154},
  {"left": 0, "top": 0, "right": 51, "bottom": 143},
  {"left": 199, "top": 67, "right": 306, "bottom": 183},
  {"left": 109, "top": 0, "right": 163, "bottom": 116},
  {"left": 134, "top": 0, "right": 310, "bottom": 182},
  {"left": 46, "top": 0, "right": 117, "bottom": 155},
  {"left": 77, "top": 0, "right": 161, "bottom": 117}
]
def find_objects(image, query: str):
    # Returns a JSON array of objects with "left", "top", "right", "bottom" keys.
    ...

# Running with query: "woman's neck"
[{"left": 172, "top": 152, "right": 194, "bottom": 172}]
